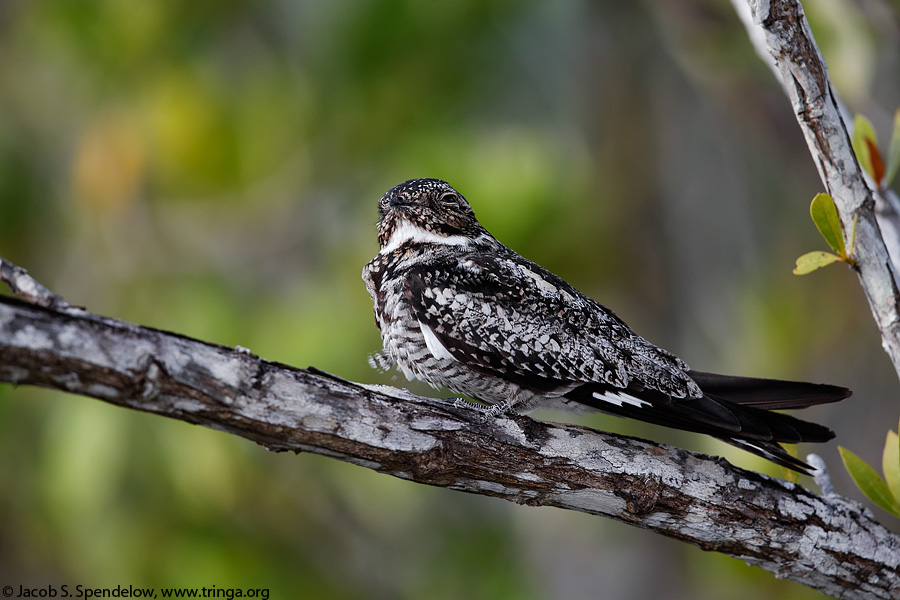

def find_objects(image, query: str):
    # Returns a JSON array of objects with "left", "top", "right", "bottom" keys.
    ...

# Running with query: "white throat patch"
[{"left": 380, "top": 220, "right": 470, "bottom": 255}]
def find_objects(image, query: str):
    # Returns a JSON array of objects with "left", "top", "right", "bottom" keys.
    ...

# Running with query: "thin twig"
[{"left": 0, "top": 258, "right": 71, "bottom": 310}]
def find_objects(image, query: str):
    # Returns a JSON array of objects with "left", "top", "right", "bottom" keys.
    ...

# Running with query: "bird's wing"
[
  {"left": 405, "top": 252, "right": 701, "bottom": 399},
  {"left": 405, "top": 250, "right": 844, "bottom": 474}
]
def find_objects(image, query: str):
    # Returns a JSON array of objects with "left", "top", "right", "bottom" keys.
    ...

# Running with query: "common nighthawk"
[{"left": 362, "top": 178, "right": 851, "bottom": 472}]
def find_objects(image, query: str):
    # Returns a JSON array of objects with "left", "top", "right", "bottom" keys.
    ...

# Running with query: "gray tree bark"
[{"left": 0, "top": 259, "right": 898, "bottom": 599}]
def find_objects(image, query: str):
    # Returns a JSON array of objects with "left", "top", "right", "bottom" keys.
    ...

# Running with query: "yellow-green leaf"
[
  {"left": 848, "top": 213, "right": 858, "bottom": 263},
  {"left": 840, "top": 446, "right": 900, "bottom": 517},
  {"left": 793, "top": 250, "right": 842, "bottom": 275},
  {"left": 887, "top": 108, "right": 900, "bottom": 186},
  {"left": 884, "top": 426, "right": 900, "bottom": 507},
  {"left": 810, "top": 193, "right": 846, "bottom": 257},
  {"left": 852, "top": 114, "right": 880, "bottom": 183},
  {"left": 780, "top": 444, "right": 799, "bottom": 483}
]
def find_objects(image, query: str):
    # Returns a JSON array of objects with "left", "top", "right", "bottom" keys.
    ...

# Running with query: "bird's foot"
[
  {"left": 483, "top": 398, "right": 514, "bottom": 419},
  {"left": 451, "top": 398, "right": 514, "bottom": 422},
  {"left": 452, "top": 397, "right": 485, "bottom": 411}
]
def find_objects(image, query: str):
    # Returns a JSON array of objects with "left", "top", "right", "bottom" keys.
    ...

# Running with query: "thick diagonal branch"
[
  {"left": 0, "top": 260, "right": 897, "bottom": 599},
  {"left": 734, "top": 0, "right": 900, "bottom": 385}
]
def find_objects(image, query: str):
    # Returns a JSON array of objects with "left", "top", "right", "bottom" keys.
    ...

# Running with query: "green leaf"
[
  {"left": 793, "top": 251, "right": 842, "bottom": 275},
  {"left": 840, "top": 446, "right": 900, "bottom": 517},
  {"left": 884, "top": 426, "right": 900, "bottom": 507},
  {"left": 810, "top": 192, "right": 846, "bottom": 257},
  {"left": 886, "top": 109, "right": 900, "bottom": 186},
  {"left": 852, "top": 114, "right": 880, "bottom": 183},
  {"left": 848, "top": 213, "right": 858, "bottom": 263}
]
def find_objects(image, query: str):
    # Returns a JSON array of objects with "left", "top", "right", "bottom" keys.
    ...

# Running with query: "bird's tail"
[{"left": 564, "top": 371, "right": 851, "bottom": 473}]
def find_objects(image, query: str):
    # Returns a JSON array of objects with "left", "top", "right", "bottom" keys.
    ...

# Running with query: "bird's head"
[{"left": 375, "top": 179, "right": 490, "bottom": 251}]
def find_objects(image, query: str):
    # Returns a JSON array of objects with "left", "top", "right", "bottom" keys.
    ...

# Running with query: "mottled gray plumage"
[{"left": 362, "top": 178, "right": 850, "bottom": 472}]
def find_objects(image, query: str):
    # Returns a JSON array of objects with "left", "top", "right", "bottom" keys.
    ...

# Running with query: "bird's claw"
[
  {"left": 451, "top": 397, "right": 514, "bottom": 422},
  {"left": 452, "top": 397, "right": 484, "bottom": 411}
]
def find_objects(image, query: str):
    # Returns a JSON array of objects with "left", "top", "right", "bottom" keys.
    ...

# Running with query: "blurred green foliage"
[{"left": 1, "top": 1, "right": 899, "bottom": 598}]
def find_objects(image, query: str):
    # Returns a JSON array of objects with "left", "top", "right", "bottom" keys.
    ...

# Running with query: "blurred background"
[{"left": 1, "top": 1, "right": 899, "bottom": 598}]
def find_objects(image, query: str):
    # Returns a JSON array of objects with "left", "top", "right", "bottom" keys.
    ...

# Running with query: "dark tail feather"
[
  {"left": 687, "top": 370, "right": 851, "bottom": 409},
  {"left": 564, "top": 372, "right": 851, "bottom": 474}
]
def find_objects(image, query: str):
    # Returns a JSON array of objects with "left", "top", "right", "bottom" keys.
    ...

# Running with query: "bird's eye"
[{"left": 440, "top": 192, "right": 459, "bottom": 206}]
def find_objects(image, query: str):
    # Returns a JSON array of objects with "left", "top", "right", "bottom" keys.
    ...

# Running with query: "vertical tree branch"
[{"left": 734, "top": 0, "right": 900, "bottom": 388}]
